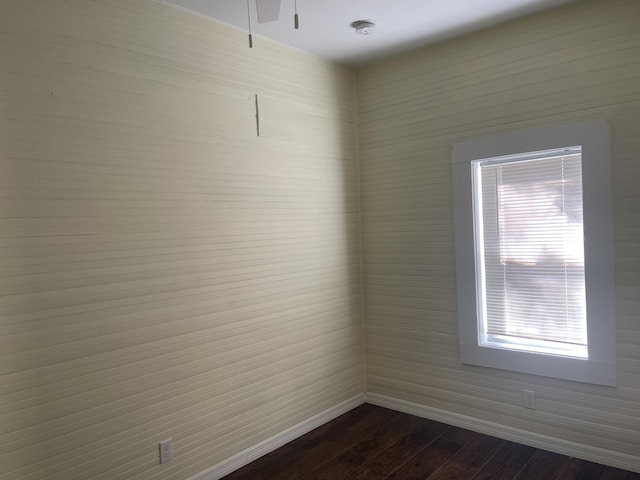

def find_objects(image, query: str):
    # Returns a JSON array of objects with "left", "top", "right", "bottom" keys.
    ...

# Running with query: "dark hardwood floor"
[{"left": 222, "top": 404, "right": 639, "bottom": 480}]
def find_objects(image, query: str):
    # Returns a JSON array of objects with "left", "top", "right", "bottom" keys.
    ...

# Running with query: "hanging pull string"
[
  {"left": 294, "top": 0, "right": 299, "bottom": 29},
  {"left": 247, "top": 0, "right": 253, "bottom": 47}
]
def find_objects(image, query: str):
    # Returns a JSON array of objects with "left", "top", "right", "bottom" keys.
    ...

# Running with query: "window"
[
  {"left": 475, "top": 147, "right": 588, "bottom": 359},
  {"left": 451, "top": 120, "right": 616, "bottom": 385}
]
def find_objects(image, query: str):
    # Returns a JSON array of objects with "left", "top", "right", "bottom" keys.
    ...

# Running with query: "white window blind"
[{"left": 473, "top": 147, "right": 587, "bottom": 358}]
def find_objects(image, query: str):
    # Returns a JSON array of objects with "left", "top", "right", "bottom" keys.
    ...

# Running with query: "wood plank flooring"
[{"left": 222, "top": 404, "right": 639, "bottom": 480}]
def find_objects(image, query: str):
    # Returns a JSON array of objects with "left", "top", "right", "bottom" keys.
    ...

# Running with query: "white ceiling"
[{"left": 161, "top": 0, "right": 574, "bottom": 66}]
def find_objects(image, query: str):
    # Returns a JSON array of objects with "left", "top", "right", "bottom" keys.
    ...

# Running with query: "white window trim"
[{"left": 451, "top": 119, "right": 616, "bottom": 386}]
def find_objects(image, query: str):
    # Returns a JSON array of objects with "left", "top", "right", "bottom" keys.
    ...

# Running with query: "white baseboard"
[
  {"left": 187, "top": 393, "right": 366, "bottom": 480},
  {"left": 366, "top": 392, "right": 640, "bottom": 474},
  {"left": 188, "top": 391, "right": 639, "bottom": 479}
]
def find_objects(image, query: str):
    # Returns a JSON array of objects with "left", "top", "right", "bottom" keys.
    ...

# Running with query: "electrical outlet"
[
  {"left": 159, "top": 439, "right": 172, "bottom": 464},
  {"left": 523, "top": 390, "right": 536, "bottom": 409}
]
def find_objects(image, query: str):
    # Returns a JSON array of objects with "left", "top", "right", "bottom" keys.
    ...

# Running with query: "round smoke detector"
[{"left": 352, "top": 20, "right": 376, "bottom": 35}]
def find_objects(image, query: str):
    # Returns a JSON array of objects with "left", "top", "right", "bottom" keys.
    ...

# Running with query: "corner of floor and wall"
[{"left": 0, "top": 0, "right": 638, "bottom": 479}]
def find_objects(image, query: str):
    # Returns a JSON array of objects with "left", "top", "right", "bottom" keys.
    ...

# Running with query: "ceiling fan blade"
[{"left": 255, "top": 0, "right": 281, "bottom": 24}]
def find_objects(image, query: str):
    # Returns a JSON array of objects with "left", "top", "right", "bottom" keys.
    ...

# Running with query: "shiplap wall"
[
  {"left": 358, "top": 0, "right": 640, "bottom": 469},
  {"left": 0, "top": 1, "right": 362, "bottom": 479}
]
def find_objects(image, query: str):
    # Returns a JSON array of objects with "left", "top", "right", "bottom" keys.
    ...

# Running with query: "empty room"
[{"left": 1, "top": 0, "right": 638, "bottom": 479}]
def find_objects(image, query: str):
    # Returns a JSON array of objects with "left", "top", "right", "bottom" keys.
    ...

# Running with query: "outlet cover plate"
[
  {"left": 159, "top": 439, "right": 172, "bottom": 464},
  {"left": 523, "top": 390, "right": 536, "bottom": 409}
]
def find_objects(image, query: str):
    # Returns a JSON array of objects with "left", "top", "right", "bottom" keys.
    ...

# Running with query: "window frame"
[{"left": 451, "top": 119, "right": 616, "bottom": 386}]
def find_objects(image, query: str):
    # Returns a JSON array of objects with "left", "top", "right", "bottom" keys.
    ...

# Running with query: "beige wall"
[
  {"left": 2, "top": 0, "right": 640, "bottom": 478},
  {"left": 358, "top": 0, "right": 639, "bottom": 469},
  {"left": 0, "top": 1, "right": 363, "bottom": 479}
]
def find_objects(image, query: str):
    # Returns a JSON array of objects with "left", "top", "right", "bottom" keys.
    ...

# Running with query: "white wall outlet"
[
  {"left": 159, "top": 438, "right": 172, "bottom": 464},
  {"left": 523, "top": 389, "right": 536, "bottom": 409}
]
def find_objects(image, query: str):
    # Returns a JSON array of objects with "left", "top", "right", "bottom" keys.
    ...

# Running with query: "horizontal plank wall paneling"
[
  {"left": 0, "top": 1, "right": 363, "bottom": 479},
  {"left": 357, "top": 0, "right": 640, "bottom": 471}
]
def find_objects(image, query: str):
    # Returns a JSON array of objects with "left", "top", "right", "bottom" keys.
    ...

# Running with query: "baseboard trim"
[
  {"left": 366, "top": 392, "right": 640, "bottom": 474},
  {"left": 187, "top": 393, "right": 366, "bottom": 480}
]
